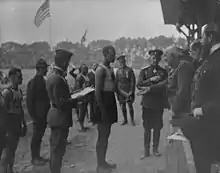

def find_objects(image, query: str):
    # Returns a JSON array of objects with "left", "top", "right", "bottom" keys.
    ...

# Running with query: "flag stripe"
[
  {"left": 34, "top": 0, "right": 50, "bottom": 27},
  {"left": 35, "top": 9, "right": 50, "bottom": 27},
  {"left": 35, "top": 10, "right": 50, "bottom": 27}
]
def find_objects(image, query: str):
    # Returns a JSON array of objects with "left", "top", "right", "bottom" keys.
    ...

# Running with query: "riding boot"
[
  {"left": 141, "top": 129, "right": 151, "bottom": 159},
  {"left": 128, "top": 104, "right": 135, "bottom": 126},
  {"left": 121, "top": 104, "right": 128, "bottom": 125}
]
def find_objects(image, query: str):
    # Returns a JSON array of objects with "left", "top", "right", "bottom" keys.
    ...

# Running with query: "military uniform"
[
  {"left": 137, "top": 49, "right": 168, "bottom": 157},
  {"left": 26, "top": 59, "right": 50, "bottom": 164},
  {"left": 116, "top": 61, "right": 136, "bottom": 125},
  {"left": 46, "top": 49, "right": 77, "bottom": 173}
]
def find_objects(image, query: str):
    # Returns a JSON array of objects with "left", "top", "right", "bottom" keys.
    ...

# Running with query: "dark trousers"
[
  {"left": 31, "top": 119, "right": 47, "bottom": 160},
  {"left": 120, "top": 101, "right": 134, "bottom": 122},
  {"left": 96, "top": 123, "right": 112, "bottom": 166},
  {"left": 49, "top": 127, "right": 69, "bottom": 173},
  {"left": 0, "top": 132, "right": 19, "bottom": 173},
  {"left": 142, "top": 108, "right": 163, "bottom": 149}
]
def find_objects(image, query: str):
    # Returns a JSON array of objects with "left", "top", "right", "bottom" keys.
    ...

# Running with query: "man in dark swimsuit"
[{"left": 94, "top": 45, "right": 118, "bottom": 173}]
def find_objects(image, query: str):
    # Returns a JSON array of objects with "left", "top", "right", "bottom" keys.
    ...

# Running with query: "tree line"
[{"left": 0, "top": 35, "right": 186, "bottom": 69}]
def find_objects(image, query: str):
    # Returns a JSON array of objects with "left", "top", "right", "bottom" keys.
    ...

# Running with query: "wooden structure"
[
  {"left": 159, "top": 1, "right": 220, "bottom": 172},
  {"left": 160, "top": 0, "right": 219, "bottom": 46}
]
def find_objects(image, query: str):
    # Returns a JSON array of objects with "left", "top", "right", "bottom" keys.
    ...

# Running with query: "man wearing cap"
[
  {"left": 137, "top": 49, "right": 168, "bottom": 159},
  {"left": 26, "top": 59, "right": 50, "bottom": 165},
  {"left": 174, "top": 23, "right": 220, "bottom": 173},
  {"left": 93, "top": 45, "right": 118, "bottom": 173},
  {"left": 116, "top": 53, "right": 136, "bottom": 126},
  {"left": 46, "top": 49, "right": 80, "bottom": 173}
]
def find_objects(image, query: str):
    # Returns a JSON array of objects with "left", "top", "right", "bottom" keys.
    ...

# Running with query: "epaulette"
[{"left": 141, "top": 64, "right": 150, "bottom": 70}]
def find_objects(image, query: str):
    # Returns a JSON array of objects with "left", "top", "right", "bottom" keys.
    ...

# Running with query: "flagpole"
[
  {"left": 49, "top": 16, "right": 52, "bottom": 51},
  {"left": 49, "top": 0, "right": 52, "bottom": 51}
]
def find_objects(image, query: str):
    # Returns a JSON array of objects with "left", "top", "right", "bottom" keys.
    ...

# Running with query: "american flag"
[{"left": 34, "top": 0, "right": 50, "bottom": 27}]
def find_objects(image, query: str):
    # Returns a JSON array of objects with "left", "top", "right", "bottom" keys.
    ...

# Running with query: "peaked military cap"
[
  {"left": 36, "top": 58, "right": 48, "bottom": 68},
  {"left": 116, "top": 52, "right": 126, "bottom": 60},
  {"left": 148, "top": 49, "right": 163, "bottom": 56},
  {"left": 54, "top": 49, "right": 73, "bottom": 64}
]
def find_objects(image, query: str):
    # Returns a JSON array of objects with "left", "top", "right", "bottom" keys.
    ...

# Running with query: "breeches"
[
  {"left": 142, "top": 107, "right": 164, "bottom": 130},
  {"left": 49, "top": 127, "right": 69, "bottom": 173}
]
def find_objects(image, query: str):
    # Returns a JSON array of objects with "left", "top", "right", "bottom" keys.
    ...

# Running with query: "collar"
[
  {"left": 210, "top": 43, "right": 220, "bottom": 55},
  {"left": 53, "top": 66, "right": 66, "bottom": 77}
]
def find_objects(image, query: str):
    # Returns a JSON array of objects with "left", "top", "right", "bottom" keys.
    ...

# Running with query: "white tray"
[{"left": 71, "top": 87, "right": 95, "bottom": 99}]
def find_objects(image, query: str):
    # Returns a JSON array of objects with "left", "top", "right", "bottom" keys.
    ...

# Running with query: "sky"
[{"left": 0, "top": 0, "right": 179, "bottom": 45}]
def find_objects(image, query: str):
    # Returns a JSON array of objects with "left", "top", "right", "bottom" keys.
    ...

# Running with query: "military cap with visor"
[
  {"left": 35, "top": 58, "right": 49, "bottom": 68},
  {"left": 54, "top": 48, "right": 74, "bottom": 65},
  {"left": 116, "top": 52, "right": 126, "bottom": 60},
  {"left": 148, "top": 49, "right": 163, "bottom": 57}
]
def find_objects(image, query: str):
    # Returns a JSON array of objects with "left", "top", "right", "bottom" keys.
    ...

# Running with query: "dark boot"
[
  {"left": 121, "top": 103, "right": 128, "bottom": 125},
  {"left": 128, "top": 103, "right": 135, "bottom": 126},
  {"left": 141, "top": 129, "right": 151, "bottom": 160},
  {"left": 153, "top": 128, "right": 161, "bottom": 157}
]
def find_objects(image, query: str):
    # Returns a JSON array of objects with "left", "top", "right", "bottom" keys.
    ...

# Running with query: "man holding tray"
[{"left": 46, "top": 49, "right": 81, "bottom": 173}]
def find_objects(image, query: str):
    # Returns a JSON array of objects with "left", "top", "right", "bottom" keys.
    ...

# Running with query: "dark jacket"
[
  {"left": 46, "top": 68, "right": 77, "bottom": 128},
  {"left": 26, "top": 74, "right": 50, "bottom": 121},
  {"left": 115, "top": 66, "right": 136, "bottom": 97},
  {"left": 174, "top": 47, "right": 220, "bottom": 161},
  {"left": 137, "top": 65, "right": 168, "bottom": 110},
  {"left": 167, "top": 60, "right": 195, "bottom": 116}
]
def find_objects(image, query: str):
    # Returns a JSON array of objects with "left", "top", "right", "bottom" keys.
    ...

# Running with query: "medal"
[{"left": 126, "top": 71, "right": 129, "bottom": 78}]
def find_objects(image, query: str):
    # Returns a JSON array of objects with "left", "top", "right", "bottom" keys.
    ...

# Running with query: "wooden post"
[{"left": 176, "top": 24, "right": 202, "bottom": 47}]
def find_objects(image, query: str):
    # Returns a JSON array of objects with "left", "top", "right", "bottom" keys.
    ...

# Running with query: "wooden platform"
[
  {"left": 163, "top": 124, "right": 220, "bottom": 173},
  {"left": 163, "top": 124, "right": 196, "bottom": 173}
]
